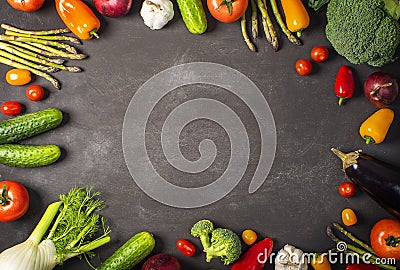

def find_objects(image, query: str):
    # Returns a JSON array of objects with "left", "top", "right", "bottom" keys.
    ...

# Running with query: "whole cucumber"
[
  {"left": 0, "top": 108, "right": 63, "bottom": 144},
  {"left": 177, "top": 0, "right": 207, "bottom": 34},
  {"left": 0, "top": 144, "right": 61, "bottom": 168},
  {"left": 98, "top": 231, "right": 155, "bottom": 270}
]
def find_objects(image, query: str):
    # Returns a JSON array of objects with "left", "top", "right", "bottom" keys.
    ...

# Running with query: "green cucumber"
[
  {"left": 0, "top": 108, "right": 63, "bottom": 144},
  {"left": 0, "top": 144, "right": 61, "bottom": 168},
  {"left": 98, "top": 231, "right": 155, "bottom": 270},
  {"left": 177, "top": 0, "right": 208, "bottom": 34}
]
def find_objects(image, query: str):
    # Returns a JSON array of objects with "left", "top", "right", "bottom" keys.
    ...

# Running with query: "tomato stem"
[
  {"left": 0, "top": 184, "right": 10, "bottom": 206},
  {"left": 385, "top": 235, "right": 400, "bottom": 247},
  {"left": 219, "top": 0, "right": 234, "bottom": 14}
]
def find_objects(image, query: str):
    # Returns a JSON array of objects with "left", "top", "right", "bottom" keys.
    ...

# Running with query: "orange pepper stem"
[
  {"left": 364, "top": 136, "right": 375, "bottom": 144},
  {"left": 296, "top": 30, "right": 302, "bottom": 37},
  {"left": 90, "top": 29, "right": 99, "bottom": 39}
]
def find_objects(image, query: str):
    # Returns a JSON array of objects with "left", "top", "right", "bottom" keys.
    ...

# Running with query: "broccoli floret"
[
  {"left": 205, "top": 228, "right": 242, "bottom": 265},
  {"left": 191, "top": 219, "right": 214, "bottom": 251},
  {"left": 325, "top": 0, "right": 400, "bottom": 67}
]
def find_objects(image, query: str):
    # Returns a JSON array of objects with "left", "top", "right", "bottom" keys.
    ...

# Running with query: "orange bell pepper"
[
  {"left": 280, "top": 0, "right": 310, "bottom": 37},
  {"left": 359, "top": 108, "right": 394, "bottom": 144},
  {"left": 311, "top": 253, "right": 332, "bottom": 270},
  {"left": 55, "top": 0, "right": 100, "bottom": 40}
]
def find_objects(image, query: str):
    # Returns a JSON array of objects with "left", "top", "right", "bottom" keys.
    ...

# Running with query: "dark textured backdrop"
[{"left": 0, "top": 0, "right": 400, "bottom": 269}]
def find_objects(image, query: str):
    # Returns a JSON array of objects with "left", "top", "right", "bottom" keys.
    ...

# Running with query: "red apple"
[{"left": 93, "top": 0, "right": 132, "bottom": 17}]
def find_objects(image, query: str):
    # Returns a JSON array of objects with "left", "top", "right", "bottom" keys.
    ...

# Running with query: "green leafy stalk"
[
  {"left": 240, "top": 14, "right": 257, "bottom": 51},
  {"left": 1, "top": 24, "right": 71, "bottom": 35},
  {"left": 5, "top": 30, "right": 81, "bottom": 45},
  {"left": 269, "top": 0, "right": 302, "bottom": 45},
  {"left": 0, "top": 55, "right": 60, "bottom": 89}
]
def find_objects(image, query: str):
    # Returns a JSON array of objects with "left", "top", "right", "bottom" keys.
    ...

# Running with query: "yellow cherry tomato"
[
  {"left": 359, "top": 108, "right": 394, "bottom": 144},
  {"left": 342, "top": 208, "right": 358, "bottom": 226},
  {"left": 6, "top": 69, "right": 32, "bottom": 86},
  {"left": 311, "top": 253, "right": 332, "bottom": 270},
  {"left": 242, "top": 229, "right": 257, "bottom": 245}
]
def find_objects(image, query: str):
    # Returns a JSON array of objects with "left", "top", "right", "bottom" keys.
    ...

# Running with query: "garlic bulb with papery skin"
[{"left": 140, "top": 0, "right": 174, "bottom": 30}]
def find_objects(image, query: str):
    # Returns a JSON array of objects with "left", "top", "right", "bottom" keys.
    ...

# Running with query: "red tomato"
[
  {"left": 338, "top": 182, "right": 356, "bottom": 198},
  {"left": 295, "top": 59, "right": 312, "bottom": 76},
  {"left": 176, "top": 238, "right": 196, "bottom": 256},
  {"left": 26, "top": 84, "right": 45, "bottom": 101},
  {"left": 370, "top": 219, "right": 400, "bottom": 260},
  {"left": 311, "top": 46, "right": 329, "bottom": 63},
  {"left": 207, "top": 0, "right": 248, "bottom": 23},
  {"left": 0, "top": 180, "right": 30, "bottom": 222},
  {"left": 1, "top": 101, "right": 22, "bottom": 116},
  {"left": 5, "top": 69, "right": 31, "bottom": 86},
  {"left": 7, "top": 0, "right": 45, "bottom": 12}
]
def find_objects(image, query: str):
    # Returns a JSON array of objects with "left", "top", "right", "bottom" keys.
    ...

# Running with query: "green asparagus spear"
[
  {"left": 0, "top": 35, "right": 78, "bottom": 54},
  {"left": 0, "top": 43, "right": 81, "bottom": 72},
  {"left": 268, "top": 0, "right": 302, "bottom": 46},
  {"left": 240, "top": 14, "right": 256, "bottom": 52},
  {"left": 4, "top": 43, "right": 65, "bottom": 64},
  {"left": 255, "top": 0, "right": 279, "bottom": 51},
  {"left": 0, "top": 55, "right": 60, "bottom": 89},
  {"left": 0, "top": 49, "right": 57, "bottom": 72},
  {"left": 1, "top": 24, "right": 71, "bottom": 36},
  {"left": 11, "top": 41, "right": 87, "bottom": 59},
  {"left": 333, "top": 223, "right": 377, "bottom": 256},
  {"left": 5, "top": 30, "right": 81, "bottom": 45},
  {"left": 251, "top": 0, "right": 259, "bottom": 39},
  {"left": 8, "top": 41, "right": 60, "bottom": 57}
]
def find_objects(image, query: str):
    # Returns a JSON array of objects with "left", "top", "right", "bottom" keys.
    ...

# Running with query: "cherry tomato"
[
  {"left": 342, "top": 208, "right": 357, "bottom": 226},
  {"left": 370, "top": 219, "right": 400, "bottom": 260},
  {"left": 5, "top": 69, "right": 32, "bottom": 86},
  {"left": 207, "top": 0, "right": 249, "bottom": 23},
  {"left": 338, "top": 182, "right": 356, "bottom": 198},
  {"left": 0, "top": 180, "right": 30, "bottom": 222},
  {"left": 26, "top": 84, "right": 45, "bottom": 101},
  {"left": 176, "top": 238, "right": 196, "bottom": 256},
  {"left": 295, "top": 59, "right": 312, "bottom": 76},
  {"left": 6, "top": 0, "right": 45, "bottom": 12},
  {"left": 242, "top": 229, "right": 257, "bottom": 245},
  {"left": 1, "top": 101, "right": 22, "bottom": 116},
  {"left": 311, "top": 46, "right": 329, "bottom": 63}
]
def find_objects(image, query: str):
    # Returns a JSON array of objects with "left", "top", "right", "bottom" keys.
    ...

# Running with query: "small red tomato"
[
  {"left": 295, "top": 59, "right": 312, "bottom": 76},
  {"left": 311, "top": 46, "right": 329, "bottom": 63},
  {"left": 176, "top": 238, "right": 196, "bottom": 257},
  {"left": 0, "top": 180, "right": 30, "bottom": 222},
  {"left": 1, "top": 101, "right": 22, "bottom": 116},
  {"left": 338, "top": 182, "right": 356, "bottom": 198},
  {"left": 26, "top": 85, "right": 45, "bottom": 101}
]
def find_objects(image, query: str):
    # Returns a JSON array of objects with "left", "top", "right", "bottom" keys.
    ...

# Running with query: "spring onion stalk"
[{"left": 0, "top": 187, "right": 111, "bottom": 270}]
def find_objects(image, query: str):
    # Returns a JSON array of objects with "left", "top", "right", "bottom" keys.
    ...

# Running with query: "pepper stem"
[
  {"left": 90, "top": 29, "right": 99, "bottom": 39},
  {"left": 338, "top": 97, "right": 346, "bottom": 106},
  {"left": 363, "top": 136, "right": 375, "bottom": 144}
]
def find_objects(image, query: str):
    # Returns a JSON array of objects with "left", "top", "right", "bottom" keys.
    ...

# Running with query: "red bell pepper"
[
  {"left": 334, "top": 65, "right": 354, "bottom": 106},
  {"left": 231, "top": 238, "right": 273, "bottom": 270},
  {"left": 345, "top": 264, "right": 381, "bottom": 270}
]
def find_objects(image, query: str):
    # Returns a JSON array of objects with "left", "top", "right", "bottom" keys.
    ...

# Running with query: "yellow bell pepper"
[
  {"left": 359, "top": 108, "right": 394, "bottom": 144},
  {"left": 280, "top": 0, "right": 310, "bottom": 37}
]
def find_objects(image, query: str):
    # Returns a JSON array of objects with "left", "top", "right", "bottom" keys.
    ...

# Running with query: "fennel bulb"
[{"left": 0, "top": 187, "right": 111, "bottom": 270}]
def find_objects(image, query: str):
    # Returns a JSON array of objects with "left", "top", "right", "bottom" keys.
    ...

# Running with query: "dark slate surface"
[{"left": 0, "top": 1, "right": 399, "bottom": 269}]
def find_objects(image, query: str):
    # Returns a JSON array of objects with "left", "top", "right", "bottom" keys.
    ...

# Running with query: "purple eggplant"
[{"left": 332, "top": 148, "right": 400, "bottom": 219}]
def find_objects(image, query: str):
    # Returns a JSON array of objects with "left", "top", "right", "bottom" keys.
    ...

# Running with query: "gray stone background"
[{"left": 0, "top": 0, "right": 400, "bottom": 269}]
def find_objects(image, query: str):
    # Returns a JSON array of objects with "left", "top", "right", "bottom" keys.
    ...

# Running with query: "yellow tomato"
[
  {"left": 242, "top": 229, "right": 257, "bottom": 245},
  {"left": 6, "top": 69, "right": 32, "bottom": 86},
  {"left": 342, "top": 208, "right": 357, "bottom": 226}
]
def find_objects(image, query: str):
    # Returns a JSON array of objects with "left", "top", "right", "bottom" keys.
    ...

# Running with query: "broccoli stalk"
[
  {"left": 325, "top": 0, "right": 400, "bottom": 67},
  {"left": 205, "top": 228, "right": 242, "bottom": 265},
  {"left": 190, "top": 219, "right": 214, "bottom": 251}
]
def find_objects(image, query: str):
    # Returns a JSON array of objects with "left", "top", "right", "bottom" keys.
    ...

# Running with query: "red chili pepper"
[
  {"left": 334, "top": 65, "right": 354, "bottom": 106},
  {"left": 231, "top": 238, "right": 273, "bottom": 270},
  {"left": 345, "top": 264, "right": 381, "bottom": 270}
]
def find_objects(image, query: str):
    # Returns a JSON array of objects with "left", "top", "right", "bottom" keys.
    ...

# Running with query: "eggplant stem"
[{"left": 331, "top": 148, "right": 360, "bottom": 170}]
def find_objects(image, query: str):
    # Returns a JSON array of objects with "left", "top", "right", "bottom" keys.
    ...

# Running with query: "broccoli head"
[
  {"left": 191, "top": 219, "right": 214, "bottom": 251},
  {"left": 205, "top": 228, "right": 242, "bottom": 265},
  {"left": 325, "top": 0, "right": 400, "bottom": 67}
]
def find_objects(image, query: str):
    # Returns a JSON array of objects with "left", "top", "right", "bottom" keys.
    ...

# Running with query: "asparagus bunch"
[
  {"left": 0, "top": 24, "right": 88, "bottom": 90},
  {"left": 327, "top": 223, "right": 396, "bottom": 270},
  {"left": 240, "top": 0, "right": 302, "bottom": 52}
]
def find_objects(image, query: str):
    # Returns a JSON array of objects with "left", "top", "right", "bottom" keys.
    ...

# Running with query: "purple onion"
[{"left": 364, "top": 72, "right": 398, "bottom": 108}]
